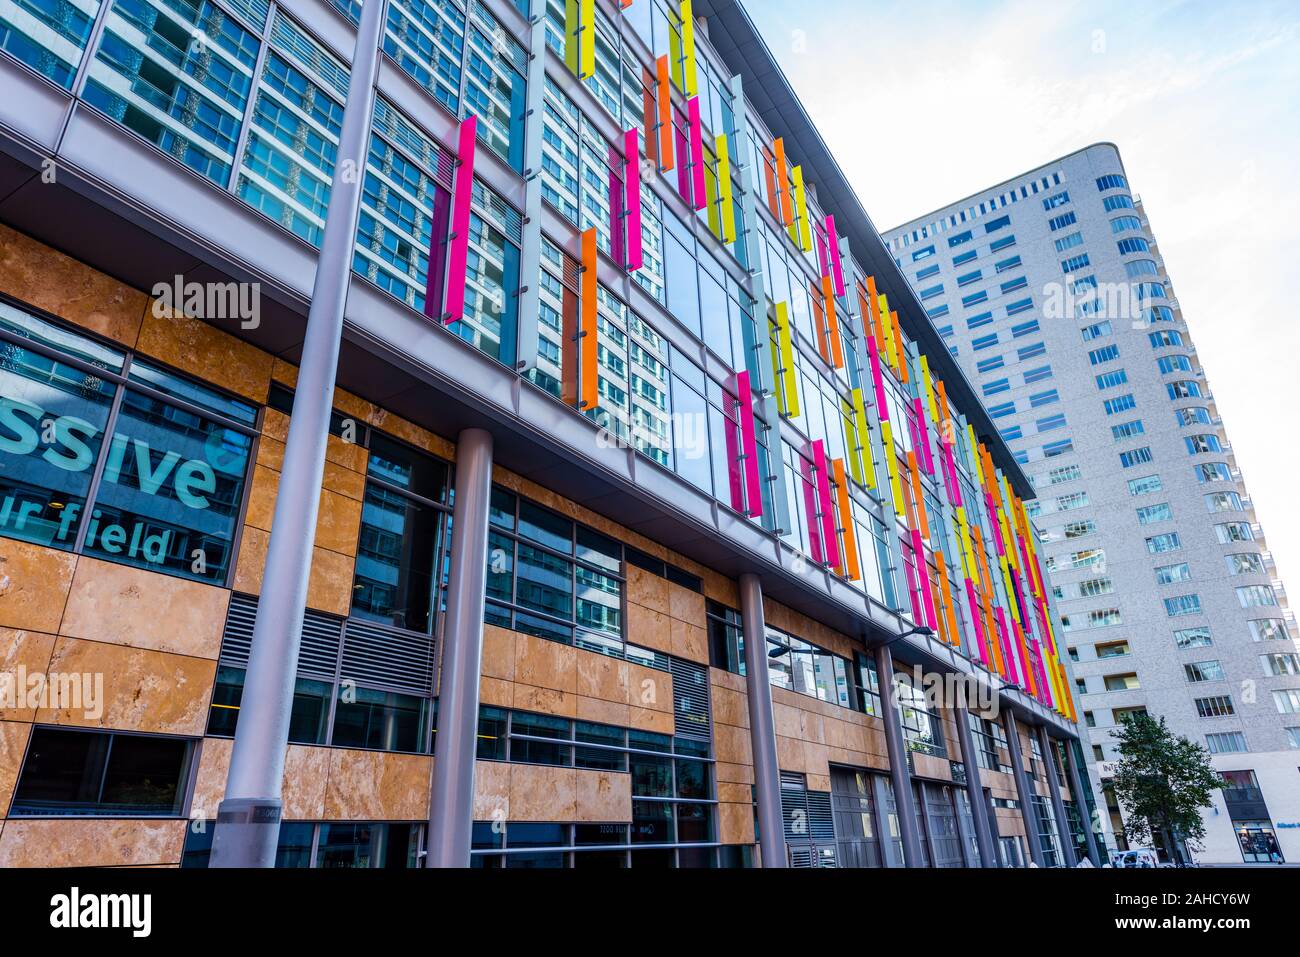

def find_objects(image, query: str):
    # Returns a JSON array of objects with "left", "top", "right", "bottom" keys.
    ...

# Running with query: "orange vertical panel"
[
  {"left": 832, "top": 458, "right": 861, "bottom": 581},
  {"left": 580, "top": 228, "right": 599, "bottom": 411},
  {"left": 655, "top": 55, "right": 674, "bottom": 171},
  {"left": 641, "top": 68, "right": 658, "bottom": 167},
  {"left": 810, "top": 280, "right": 830, "bottom": 365},
  {"left": 906, "top": 452, "right": 930, "bottom": 539},
  {"left": 889, "top": 310, "right": 908, "bottom": 383},
  {"left": 773, "top": 137, "right": 793, "bottom": 226},
  {"left": 822, "top": 274, "right": 844, "bottom": 369}
]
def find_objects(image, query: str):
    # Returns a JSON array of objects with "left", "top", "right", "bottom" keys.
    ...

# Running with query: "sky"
[{"left": 742, "top": 0, "right": 1300, "bottom": 589}]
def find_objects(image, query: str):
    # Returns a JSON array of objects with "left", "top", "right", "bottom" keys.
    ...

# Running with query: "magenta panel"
[
  {"left": 723, "top": 389, "right": 745, "bottom": 514},
  {"left": 910, "top": 528, "right": 938, "bottom": 631},
  {"left": 623, "top": 128, "right": 643, "bottom": 270},
  {"left": 813, "top": 440, "right": 841, "bottom": 569},
  {"left": 965, "top": 580, "right": 990, "bottom": 667},
  {"left": 826, "top": 214, "right": 846, "bottom": 297},
  {"left": 608, "top": 144, "right": 625, "bottom": 270},
  {"left": 800, "top": 455, "right": 823, "bottom": 564},
  {"left": 912, "top": 396, "right": 935, "bottom": 475},
  {"left": 737, "top": 370, "right": 763, "bottom": 518},
  {"left": 867, "top": 336, "right": 889, "bottom": 421},
  {"left": 443, "top": 114, "right": 477, "bottom": 325},
  {"left": 687, "top": 96, "right": 706, "bottom": 211}
]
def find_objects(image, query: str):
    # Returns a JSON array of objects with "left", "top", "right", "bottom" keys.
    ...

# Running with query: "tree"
[{"left": 1109, "top": 713, "right": 1220, "bottom": 864}]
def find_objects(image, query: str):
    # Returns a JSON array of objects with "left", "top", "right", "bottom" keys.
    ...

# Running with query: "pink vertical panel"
[
  {"left": 965, "top": 580, "right": 990, "bottom": 667},
  {"left": 867, "top": 336, "right": 889, "bottom": 420},
  {"left": 941, "top": 440, "right": 963, "bottom": 507},
  {"left": 675, "top": 124, "right": 691, "bottom": 204},
  {"left": 912, "top": 397, "right": 935, "bottom": 475},
  {"left": 687, "top": 96, "right": 706, "bottom": 211},
  {"left": 910, "top": 528, "right": 939, "bottom": 631},
  {"left": 815, "top": 230, "right": 829, "bottom": 279},
  {"left": 623, "top": 128, "right": 643, "bottom": 270},
  {"left": 826, "top": 214, "right": 846, "bottom": 297},
  {"left": 443, "top": 115, "right": 477, "bottom": 325},
  {"left": 801, "top": 455, "right": 824, "bottom": 564},
  {"left": 607, "top": 144, "right": 625, "bottom": 271},
  {"left": 723, "top": 390, "right": 745, "bottom": 514},
  {"left": 985, "top": 492, "right": 1006, "bottom": 557},
  {"left": 994, "top": 606, "right": 1022, "bottom": 687},
  {"left": 813, "top": 440, "right": 841, "bottom": 570},
  {"left": 737, "top": 370, "right": 763, "bottom": 518}
]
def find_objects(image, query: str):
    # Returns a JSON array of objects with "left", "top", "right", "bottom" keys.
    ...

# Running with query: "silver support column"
[
  {"left": 1063, "top": 735, "right": 1103, "bottom": 866},
  {"left": 1002, "top": 711, "right": 1045, "bottom": 867},
  {"left": 426, "top": 428, "right": 495, "bottom": 867},
  {"left": 739, "top": 573, "right": 787, "bottom": 868},
  {"left": 1038, "top": 726, "right": 1078, "bottom": 867},
  {"left": 210, "top": 0, "right": 387, "bottom": 868},
  {"left": 953, "top": 699, "right": 999, "bottom": 867},
  {"left": 875, "top": 643, "right": 924, "bottom": 867}
]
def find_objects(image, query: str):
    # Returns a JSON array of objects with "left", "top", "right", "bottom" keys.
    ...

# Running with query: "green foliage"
[{"left": 1110, "top": 712, "right": 1220, "bottom": 855}]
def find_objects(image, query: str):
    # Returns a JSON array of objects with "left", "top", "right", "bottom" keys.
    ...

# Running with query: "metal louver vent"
[
  {"left": 789, "top": 848, "right": 814, "bottom": 868},
  {"left": 339, "top": 619, "right": 436, "bottom": 697},
  {"left": 806, "top": 791, "right": 835, "bottom": 842},
  {"left": 218, "top": 594, "right": 343, "bottom": 681},
  {"left": 670, "top": 657, "right": 710, "bottom": 740}
]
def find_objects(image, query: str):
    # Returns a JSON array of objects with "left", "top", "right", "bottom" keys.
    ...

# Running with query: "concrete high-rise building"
[{"left": 884, "top": 144, "right": 1300, "bottom": 866}]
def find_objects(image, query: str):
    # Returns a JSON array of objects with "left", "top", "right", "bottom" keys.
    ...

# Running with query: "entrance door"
[{"left": 830, "top": 767, "right": 883, "bottom": 868}]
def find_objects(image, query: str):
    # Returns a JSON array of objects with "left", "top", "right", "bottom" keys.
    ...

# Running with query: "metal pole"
[
  {"left": 426, "top": 428, "right": 494, "bottom": 867},
  {"left": 953, "top": 698, "right": 998, "bottom": 867},
  {"left": 739, "top": 573, "right": 787, "bottom": 868},
  {"left": 1038, "top": 726, "right": 1077, "bottom": 867},
  {"left": 210, "top": 0, "right": 387, "bottom": 868},
  {"left": 1002, "top": 711, "right": 1045, "bottom": 867},
  {"left": 875, "top": 643, "right": 923, "bottom": 866},
  {"left": 1063, "top": 737, "right": 1103, "bottom": 865}
]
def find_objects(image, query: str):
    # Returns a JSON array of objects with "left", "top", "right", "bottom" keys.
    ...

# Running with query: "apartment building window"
[
  {"left": 1176, "top": 407, "right": 1214, "bottom": 428},
  {"left": 1146, "top": 532, "right": 1181, "bottom": 554},
  {"left": 0, "top": 302, "right": 255, "bottom": 584},
  {"left": 1096, "top": 640, "right": 1130, "bottom": 659},
  {"left": 1096, "top": 370, "right": 1129, "bottom": 390},
  {"left": 1063, "top": 520, "right": 1096, "bottom": 539},
  {"left": 912, "top": 245, "right": 936, "bottom": 262},
  {"left": 1275, "top": 690, "right": 1300, "bottom": 714},
  {"left": 1249, "top": 620, "right": 1290, "bottom": 642},
  {"left": 1196, "top": 462, "right": 1233, "bottom": 483},
  {"left": 1054, "top": 232, "right": 1084, "bottom": 253},
  {"left": 1164, "top": 594, "right": 1202, "bottom": 618},
  {"left": 1119, "top": 447, "right": 1153, "bottom": 469},
  {"left": 1010, "top": 320, "right": 1039, "bottom": 340},
  {"left": 1262, "top": 654, "right": 1300, "bottom": 677},
  {"left": 1185, "top": 435, "right": 1223, "bottom": 456},
  {"left": 10, "top": 727, "right": 193, "bottom": 817},
  {"left": 1104, "top": 194, "right": 1135, "bottom": 211},
  {"left": 972, "top": 333, "right": 999, "bottom": 351},
  {"left": 1128, "top": 475, "right": 1162, "bottom": 496},
  {"left": 982, "top": 378, "right": 1011, "bottom": 397},
  {"left": 1018, "top": 342, "right": 1047, "bottom": 361},
  {"left": 1217, "top": 522, "right": 1254, "bottom": 544},
  {"left": 1111, "top": 216, "right": 1142, "bottom": 234},
  {"left": 1104, "top": 394, "right": 1137, "bottom": 416},
  {"left": 1111, "top": 420, "right": 1145, "bottom": 441},
  {"left": 1081, "top": 321, "right": 1113, "bottom": 341},
  {"left": 1184, "top": 660, "right": 1225, "bottom": 683},
  {"left": 1030, "top": 390, "right": 1060, "bottom": 408},
  {"left": 957, "top": 270, "right": 982, "bottom": 287},
  {"left": 976, "top": 356, "right": 1005, "bottom": 374},
  {"left": 948, "top": 230, "right": 973, "bottom": 248},
  {"left": 894, "top": 672, "right": 946, "bottom": 757},
  {"left": 1043, "top": 439, "right": 1074, "bottom": 458},
  {"left": 1195, "top": 696, "right": 1235, "bottom": 718},
  {"left": 1159, "top": 355, "right": 1195, "bottom": 375},
  {"left": 1043, "top": 191, "right": 1071, "bottom": 210},
  {"left": 968, "top": 311, "right": 994, "bottom": 330},
  {"left": 919, "top": 284, "right": 945, "bottom": 301},
  {"left": 1117, "top": 238, "right": 1151, "bottom": 255},
  {"left": 929, "top": 305, "right": 952, "bottom": 321},
  {"left": 1174, "top": 627, "right": 1213, "bottom": 649},
  {"left": 1006, "top": 298, "right": 1034, "bottom": 316},
  {"left": 1205, "top": 733, "right": 1248, "bottom": 755},
  {"left": 1044, "top": 464, "right": 1082, "bottom": 485},
  {"left": 1150, "top": 330, "right": 1185, "bottom": 349},
  {"left": 1057, "top": 491, "right": 1089, "bottom": 510},
  {"left": 1048, "top": 212, "right": 1077, "bottom": 231},
  {"left": 1104, "top": 673, "right": 1140, "bottom": 692},
  {"left": 990, "top": 235, "right": 1017, "bottom": 252},
  {"left": 996, "top": 255, "right": 1023, "bottom": 273},
  {"left": 1155, "top": 563, "right": 1191, "bottom": 585},
  {"left": 1088, "top": 345, "right": 1120, "bottom": 365},
  {"left": 1226, "top": 553, "right": 1265, "bottom": 576},
  {"left": 1206, "top": 491, "right": 1243, "bottom": 512},
  {"left": 988, "top": 402, "right": 1017, "bottom": 419},
  {"left": 1136, "top": 503, "right": 1173, "bottom": 525},
  {"left": 1079, "top": 578, "right": 1114, "bottom": 598},
  {"left": 985, "top": 215, "right": 1011, "bottom": 233},
  {"left": 1061, "top": 254, "right": 1091, "bottom": 273},
  {"left": 1168, "top": 380, "right": 1203, "bottom": 400},
  {"left": 1096, "top": 174, "right": 1129, "bottom": 191},
  {"left": 1288, "top": 729, "right": 1300, "bottom": 749},
  {"left": 1037, "top": 413, "right": 1067, "bottom": 432},
  {"left": 916, "top": 265, "right": 940, "bottom": 281},
  {"left": 953, "top": 250, "right": 977, "bottom": 266}
]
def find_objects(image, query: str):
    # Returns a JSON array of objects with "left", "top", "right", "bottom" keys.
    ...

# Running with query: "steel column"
[
  {"left": 953, "top": 699, "right": 999, "bottom": 867},
  {"left": 1002, "top": 711, "right": 1045, "bottom": 867},
  {"left": 875, "top": 643, "right": 924, "bottom": 866},
  {"left": 1063, "top": 735, "right": 1103, "bottom": 866},
  {"left": 1038, "top": 726, "right": 1077, "bottom": 867},
  {"left": 210, "top": 0, "right": 388, "bottom": 868},
  {"left": 739, "top": 573, "right": 787, "bottom": 868},
  {"left": 426, "top": 428, "right": 495, "bottom": 867}
]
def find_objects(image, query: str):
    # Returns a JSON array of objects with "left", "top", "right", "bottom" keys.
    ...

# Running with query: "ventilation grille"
[
  {"left": 789, "top": 848, "right": 814, "bottom": 868},
  {"left": 217, "top": 595, "right": 435, "bottom": 696},
  {"left": 670, "top": 657, "right": 710, "bottom": 740},
  {"left": 806, "top": 791, "right": 835, "bottom": 842}
]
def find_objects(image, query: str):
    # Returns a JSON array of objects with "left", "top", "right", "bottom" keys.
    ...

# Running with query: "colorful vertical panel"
[
  {"left": 774, "top": 301, "right": 799, "bottom": 418},
  {"left": 773, "top": 138, "right": 793, "bottom": 226},
  {"left": 812, "top": 440, "right": 841, "bottom": 570},
  {"left": 655, "top": 56, "right": 674, "bottom": 170},
  {"left": 687, "top": 96, "right": 706, "bottom": 210},
  {"left": 579, "top": 227, "right": 599, "bottom": 411},
  {"left": 790, "top": 165, "right": 812, "bottom": 252},
  {"left": 826, "top": 214, "right": 846, "bottom": 297},
  {"left": 623, "top": 128, "right": 643, "bottom": 270},
  {"left": 679, "top": 0, "right": 698, "bottom": 96},
  {"left": 821, "top": 274, "right": 844, "bottom": 369},
  {"left": 716, "top": 132, "right": 736, "bottom": 244},
  {"left": 831, "top": 458, "right": 860, "bottom": 580},
  {"left": 736, "top": 370, "right": 763, "bottom": 518},
  {"left": 442, "top": 114, "right": 477, "bottom": 325}
]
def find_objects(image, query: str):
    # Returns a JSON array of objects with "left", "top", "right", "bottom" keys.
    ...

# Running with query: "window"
[
  {"left": 912, "top": 245, "right": 936, "bottom": 262},
  {"left": 1128, "top": 475, "right": 1162, "bottom": 496},
  {"left": 1043, "top": 464, "right": 1082, "bottom": 485},
  {"left": 1037, "top": 413, "right": 1067, "bottom": 433},
  {"left": 1174, "top": 627, "right": 1213, "bottom": 649},
  {"left": 1063, "top": 520, "right": 1095, "bottom": 538},
  {"left": 916, "top": 264, "right": 940, "bottom": 281},
  {"left": 1043, "top": 191, "right": 1071, "bottom": 210},
  {"left": 1155, "top": 563, "right": 1191, "bottom": 585},
  {"left": 1096, "top": 174, "right": 1128, "bottom": 191},
  {"left": 1011, "top": 319, "right": 1040, "bottom": 338},
  {"left": 1176, "top": 407, "right": 1214, "bottom": 428},
  {"left": 1081, "top": 321, "right": 1113, "bottom": 341},
  {"left": 988, "top": 401, "right": 1017, "bottom": 419},
  {"left": 963, "top": 291, "right": 990, "bottom": 308},
  {"left": 957, "top": 270, "right": 983, "bottom": 287},
  {"left": 1048, "top": 212, "right": 1077, "bottom": 231},
  {"left": 1216, "top": 523, "right": 1254, "bottom": 544},
  {"left": 1111, "top": 216, "right": 1143, "bottom": 234},
  {"left": 0, "top": 303, "right": 255, "bottom": 583},
  {"left": 1125, "top": 258, "right": 1160, "bottom": 278},
  {"left": 1159, "top": 355, "right": 1195, "bottom": 375},
  {"left": 972, "top": 333, "right": 1000, "bottom": 352},
  {"left": 1061, "top": 254, "right": 1091, "bottom": 273},
  {"left": 1104, "top": 394, "right": 1136, "bottom": 415},
  {"left": 1024, "top": 365, "right": 1054, "bottom": 384},
  {"left": 948, "top": 230, "right": 973, "bottom": 248},
  {"left": 1275, "top": 690, "right": 1300, "bottom": 714},
  {"left": 982, "top": 378, "right": 1011, "bottom": 397},
  {"left": 10, "top": 727, "right": 193, "bottom": 817},
  {"left": 995, "top": 255, "right": 1023, "bottom": 273},
  {"left": 1088, "top": 345, "right": 1120, "bottom": 365},
  {"left": 1119, "top": 447, "right": 1153, "bottom": 469},
  {"left": 1030, "top": 389, "right": 1060, "bottom": 408},
  {"left": 952, "top": 250, "right": 977, "bottom": 266},
  {"left": 1262, "top": 654, "right": 1300, "bottom": 677},
  {"left": 1111, "top": 420, "right": 1145, "bottom": 441},
  {"left": 1018, "top": 342, "right": 1047, "bottom": 361},
  {"left": 1150, "top": 330, "right": 1184, "bottom": 349},
  {"left": 1006, "top": 298, "right": 1034, "bottom": 316},
  {"left": 1185, "top": 434, "right": 1223, "bottom": 455},
  {"left": 1226, "top": 553, "right": 1264, "bottom": 576},
  {"left": 1288, "top": 728, "right": 1300, "bottom": 749},
  {"left": 919, "top": 284, "right": 945, "bottom": 301},
  {"left": 1136, "top": 503, "right": 1172, "bottom": 525},
  {"left": 1079, "top": 578, "right": 1113, "bottom": 598},
  {"left": 1205, "top": 733, "right": 1248, "bottom": 754},
  {"left": 1103, "top": 194, "right": 1135, "bottom": 211},
  {"left": 985, "top": 215, "right": 1011, "bottom": 233},
  {"left": 976, "top": 356, "right": 1005, "bottom": 374},
  {"left": 1043, "top": 439, "right": 1074, "bottom": 458},
  {"left": 990, "top": 235, "right": 1017, "bottom": 252},
  {"left": 1249, "top": 620, "right": 1290, "bottom": 643},
  {"left": 967, "top": 311, "right": 994, "bottom": 330},
  {"left": 1167, "top": 380, "right": 1203, "bottom": 400},
  {"left": 1164, "top": 594, "right": 1202, "bottom": 617},
  {"left": 1196, "top": 462, "right": 1233, "bottom": 483},
  {"left": 893, "top": 672, "right": 947, "bottom": 756},
  {"left": 1185, "top": 660, "right": 1225, "bottom": 683},
  {"left": 1205, "top": 491, "right": 1243, "bottom": 513},
  {"left": 1146, "top": 532, "right": 1181, "bottom": 554},
  {"left": 766, "top": 629, "right": 861, "bottom": 712},
  {"left": 1002, "top": 277, "right": 1030, "bottom": 295},
  {"left": 1096, "top": 640, "right": 1130, "bottom": 658},
  {"left": 1104, "top": 673, "right": 1139, "bottom": 692},
  {"left": 1237, "top": 585, "right": 1277, "bottom": 609},
  {"left": 1096, "top": 370, "right": 1129, "bottom": 390}
]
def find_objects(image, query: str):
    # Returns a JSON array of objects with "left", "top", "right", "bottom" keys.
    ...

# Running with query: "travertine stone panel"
[
  {"left": 0, "top": 819, "right": 186, "bottom": 867},
  {"left": 59, "top": 558, "right": 228, "bottom": 659},
  {"left": 0, "top": 720, "right": 32, "bottom": 813},
  {"left": 669, "top": 618, "right": 708, "bottom": 664},
  {"left": 136, "top": 306, "right": 273, "bottom": 402},
  {"left": 190, "top": 738, "right": 331, "bottom": 820},
  {"left": 513, "top": 684, "right": 576, "bottom": 718},
  {"left": 479, "top": 676, "right": 514, "bottom": 709},
  {"left": 514, "top": 632, "right": 577, "bottom": 695},
  {"left": 508, "top": 763, "right": 576, "bottom": 821},
  {"left": 481, "top": 625, "right": 516, "bottom": 682},
  {"left": 574, "top": 768, "right": 631, "bottom": 821},
  {"left": 323, "top": 748, "right": 431, "bottom": 820},
  {"left": 0, "top": 539, "right": 76, "bottom": 633},
  {"left": 473, "top": 759, "right": 511, "bottom": 821},
  {"left": 625, "top": 566, "right": 669, "bottom": 614},
  {"left": 0, "top": 224, "right": 146, "bottom": 346},
  {"left": 627, "top": 662, "right": 673, "bottom": 713},
  {"left": 711, "top": 685, "right": 749, "bottom": 729},
  {"left": 625, "top": 602, "right": 672, "bottom": 654},
  {"left": 36, "top": 638, "right": 215, "bottom": 736},
  {"left": 233, "top": 527, "right": 353, "bottom": 616},
  {"left": 0, "top": 629, "right": 57, "bottom": 721},
  {"left": 628, "top": 706, "right": 674, "bottom": 735},
  {"left": 713, "top": 723, "right": 754, "bottom": 767},
  {"left": 574, "top": 648, "right": 628, "bottom": 703},
  {"left": 718, "top": 801, "right": 756, "bottom": 845}
]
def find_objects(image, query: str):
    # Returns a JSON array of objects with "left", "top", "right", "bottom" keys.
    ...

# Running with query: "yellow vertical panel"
[
  {"left": 680, "top": 0, "right": 698, "bottom": 96},
  {"left": 851, "top": 387, "right": 874, "bottom": 489},
  {"left": 775, "top": 301, "right": 799, "bottom": 418},
  {"left": 717, "top": 133, "right": 735, "bottom": 244},
  {"left": 791, "top": 166, "right": 812, "bottom": 252},
  {"left": 579, "top": 0, "right": 595, "bottom": 79},
  {"left": 565, "top": 0, "right": 580, "bottom": 75},
  {"left": 877, "top": 293, "right": 896, "bottom": 371},
  {"left": 881, "top": 421, "right": 905, "bottom": 517}
]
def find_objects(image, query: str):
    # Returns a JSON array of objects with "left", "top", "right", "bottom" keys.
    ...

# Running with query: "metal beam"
[
  {"left": 426, "top": 427, "right": 495, "bottom": 867},
  {"left": 1038, "top": 725, "right": 1077, "bottom": 867},
  {"left": 875, "top": 643, "right": 924, "bottom": 866},
  {"left": 953, "top": 699, "right": 999, "bottom": 867},
  {"left": 1002, "top": 711, "right": 1045, "bottom": 867},
  {"left": 1063, "top": 735, "right": 1103, "bottom": 866},
  {"left": 739, "top": 573, "right": 787, "bottom": 868},
  {"left": 209, "top": 0, "right": 388, "bottom": 868}
]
